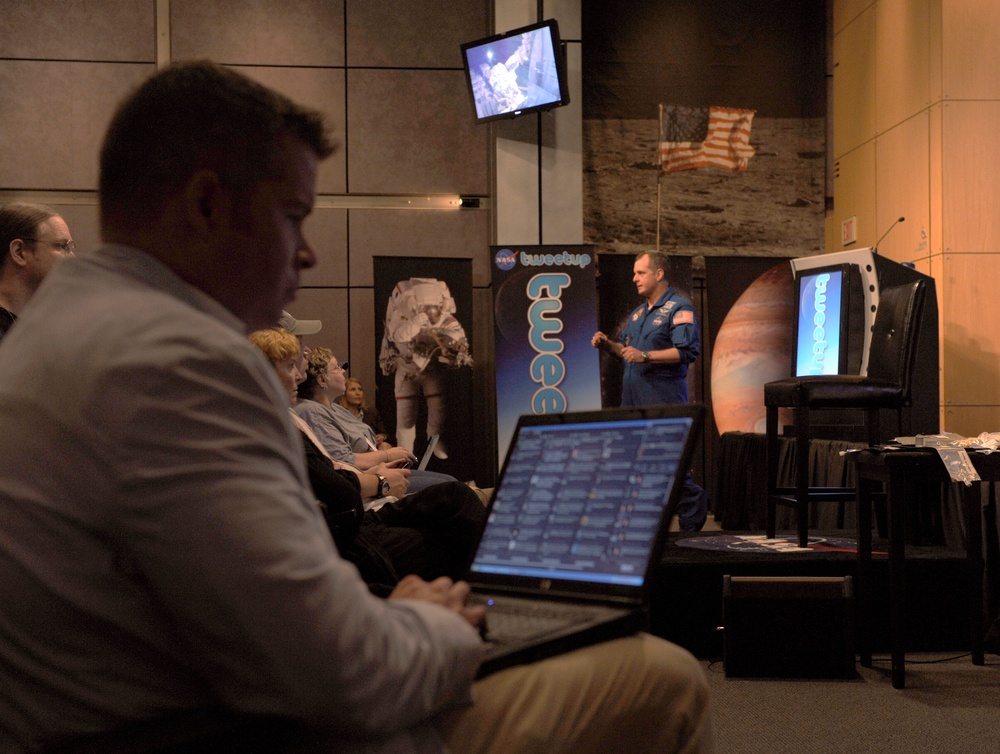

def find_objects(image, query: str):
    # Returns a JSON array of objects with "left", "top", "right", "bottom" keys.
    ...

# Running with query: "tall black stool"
[{"left": 764, "top": 279, "right": 927, "bottom": 547}]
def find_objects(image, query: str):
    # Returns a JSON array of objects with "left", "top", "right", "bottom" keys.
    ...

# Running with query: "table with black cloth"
[
  {"left": 712, "top": 432, "right": 999, "bottom": 685},
  {"left": 851, "top": 447, "right": 996, "bottom": 688},
  {"left": 713, "top": 432, "right": 865, "bottom": 532},
  {"left": 713, "top": 432, "right": 968, "bottom": 547}
]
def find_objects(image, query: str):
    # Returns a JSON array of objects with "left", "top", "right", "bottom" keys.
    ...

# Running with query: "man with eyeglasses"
[{"left": 0, "top": 202, "right": 75, "bottom": 341}]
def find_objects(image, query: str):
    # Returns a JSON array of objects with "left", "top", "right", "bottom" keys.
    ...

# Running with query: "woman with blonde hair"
[{"left": 335, "top": 376, "right": 392, "bottom": 445}]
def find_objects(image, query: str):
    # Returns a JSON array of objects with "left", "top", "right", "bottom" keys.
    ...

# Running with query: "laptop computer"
[
  {"left": 468, "top": 404, "right": 703, "bottom": 678},
  {"left": 417, "top": 434, "right": 440, "bottom": 471}
]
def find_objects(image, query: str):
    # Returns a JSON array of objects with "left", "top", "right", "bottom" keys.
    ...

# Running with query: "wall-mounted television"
[
  {"left": 460, "top": 19, "right": 569, "bottom": 124},
  {"left": 793, "top": 263, "right": 866, "bottom": 376}
]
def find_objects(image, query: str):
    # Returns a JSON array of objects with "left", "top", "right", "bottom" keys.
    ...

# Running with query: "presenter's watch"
[
  {"left": 375, "top": 474, "right": 391, "bottom": 497},
  {"left": 642, "top": 351, "right": 650, "bottom": 363}
]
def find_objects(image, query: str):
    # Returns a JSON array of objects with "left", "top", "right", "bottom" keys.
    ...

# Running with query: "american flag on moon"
[{"left": 658, "top": 105, "right": 756, "bottom": 174}]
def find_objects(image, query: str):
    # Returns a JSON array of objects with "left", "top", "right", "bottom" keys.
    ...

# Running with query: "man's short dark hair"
[
  {"left": 0, "top": 202, "right": 58, "bottom": 269},
  {"left": 637, "top": 250, "right": 671, "bottom": 276},
  {"left": 99, "top": 60, "right": 336, "bottom": 229}
]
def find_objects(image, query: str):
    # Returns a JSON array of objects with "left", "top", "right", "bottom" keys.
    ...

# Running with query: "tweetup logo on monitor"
[{"left": 495, "top": 248, "right": 517, "bottom": 271}]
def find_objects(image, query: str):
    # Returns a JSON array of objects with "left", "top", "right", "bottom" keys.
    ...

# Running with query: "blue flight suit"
[
  {"left": 618, "top": 287, "right": 700, "bottom": 406},
  {"left": 618, "top": 287, "right": 707, "bottom": 531}
]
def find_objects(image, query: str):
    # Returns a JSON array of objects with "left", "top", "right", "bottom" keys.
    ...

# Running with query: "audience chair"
[{"left": 764, "top": 279, "right": 928, "bottom": 547}]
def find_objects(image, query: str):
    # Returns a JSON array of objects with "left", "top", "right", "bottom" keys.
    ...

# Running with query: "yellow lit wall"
[{"left": 829, "top": 0, "right": 1000, "bottom": 434}]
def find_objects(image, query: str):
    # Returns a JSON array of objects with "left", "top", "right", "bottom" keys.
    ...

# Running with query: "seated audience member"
[
  {"left": 0, "top": 61, "right": 714, "bottom": 753},
  {"left": 337, "top": 375, "right": 393, "bottom": 445},
  {"left": 0, "top": 202, "right": 75, "bottom": 341},
  {"left": 296, "top": 347, "right": 457, "bottom": 493},
  {"left": 249, "top": 327, "right": 486, "bottom": 593}
]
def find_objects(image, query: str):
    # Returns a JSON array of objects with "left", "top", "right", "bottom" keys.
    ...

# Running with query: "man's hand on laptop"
[{"left": 389, "top": 575, "right": 487, "bottom": 634}]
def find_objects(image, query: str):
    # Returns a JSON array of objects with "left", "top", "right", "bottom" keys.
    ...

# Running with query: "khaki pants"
[
  {"left": 434, "top": 633, "right": 715, "bottom": 754},
  {"left": 44, "top": 635, "right": 712, "bottom": 754}
]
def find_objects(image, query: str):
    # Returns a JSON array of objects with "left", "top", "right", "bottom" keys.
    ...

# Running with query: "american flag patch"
[{"left": 673, "top": 310, "right": 695, "bottom": 325}]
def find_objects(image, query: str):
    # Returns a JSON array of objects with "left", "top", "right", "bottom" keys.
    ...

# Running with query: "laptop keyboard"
[{"left": 471, "top": 596, "right": 600, "bottom": 645}]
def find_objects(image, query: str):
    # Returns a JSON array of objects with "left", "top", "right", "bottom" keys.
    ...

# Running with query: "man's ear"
[
  {"left": 183, "top": 170, "right": 231, "bottom": 237},
  {"left": 655, "top": 267, "right": 665, "bottom": 281},
  {"left": 7, "top": 239, "right": 31, "bottom": 269}
]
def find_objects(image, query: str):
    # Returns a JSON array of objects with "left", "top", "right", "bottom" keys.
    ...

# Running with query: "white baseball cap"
[{"left": 278, "top": 311, "right": 322, "bottom": 335}]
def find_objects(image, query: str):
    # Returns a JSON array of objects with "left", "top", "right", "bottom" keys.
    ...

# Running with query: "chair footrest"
[
  {"left": 772, "top": 486, "right": 855, "bottom": 497},
  {"left": 770, "top": 492, "right": 855, "bottom": 507}
]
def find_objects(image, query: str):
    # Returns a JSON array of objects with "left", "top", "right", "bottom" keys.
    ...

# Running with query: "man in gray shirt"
[
  {"left": 0, "top": 62, "right": 713, "bottom": 753},
  {"left": 0, "top": 202, "right": 75, "bottom": 341}
]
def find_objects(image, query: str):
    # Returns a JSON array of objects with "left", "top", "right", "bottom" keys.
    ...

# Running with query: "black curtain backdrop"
[{"left": 582, "top": 0, "right": 826, "bottom": 120}]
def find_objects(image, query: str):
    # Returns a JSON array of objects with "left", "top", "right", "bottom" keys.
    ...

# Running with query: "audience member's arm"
[
  {"left": 352, "top": 445, "right": 413, "bottom": 470},
  {"left": 108, "top": 340, "right": 482, "bottom": 734},
  {"left": 300, "top": 430, "right": 364, "bottom": 531}
]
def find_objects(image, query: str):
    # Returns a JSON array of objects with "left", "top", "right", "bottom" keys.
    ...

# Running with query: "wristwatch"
[
  {"left": 642, "top": 351, "right": 650, "bottom": 363},
  {"left": 374, "top": 473, "right": 391, "bottom": 497}
]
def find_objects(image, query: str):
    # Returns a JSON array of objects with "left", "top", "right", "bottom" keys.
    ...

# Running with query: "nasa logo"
[{"left": 495, "top": 248, "right": 517, "bottom": 271}]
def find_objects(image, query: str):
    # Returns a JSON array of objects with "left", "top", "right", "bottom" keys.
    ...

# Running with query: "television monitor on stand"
[
  {"left": 785, "top": 248, "right": 939, "bottom": 441},
  {"left": 792, "top": 263, "right": 866, "bottom": 377},
  {"left": 791, "top": 248, "right": 877, "bottom": 376},
  {"left": 460, "top": 19, "right": 570, "bottom": 124}
]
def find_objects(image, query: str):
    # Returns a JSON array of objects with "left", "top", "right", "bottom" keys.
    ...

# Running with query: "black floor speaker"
[{"left": 722, "top": 575, "right": 856, "bottom": 679}]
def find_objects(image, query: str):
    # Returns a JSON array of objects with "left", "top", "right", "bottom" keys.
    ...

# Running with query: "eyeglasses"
[
  {"left": 327, "top": 361, "right": 348, "bottom": 374},
  {"left": 22, "top": 238, "right": 76, "bottom": 255}
]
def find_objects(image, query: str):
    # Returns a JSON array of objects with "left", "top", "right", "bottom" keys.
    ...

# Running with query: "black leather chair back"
[{"left": 865, "top": 279, "right": 926, "bottom": 400}]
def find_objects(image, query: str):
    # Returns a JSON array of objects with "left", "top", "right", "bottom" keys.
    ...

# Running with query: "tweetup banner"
[{"left": 492, "top": 245, "right": 602, "bottom": 465}]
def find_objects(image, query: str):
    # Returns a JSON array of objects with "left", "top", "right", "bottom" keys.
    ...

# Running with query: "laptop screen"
[{"left": 470, "top": 412, "right": 695, "bottom": 589}]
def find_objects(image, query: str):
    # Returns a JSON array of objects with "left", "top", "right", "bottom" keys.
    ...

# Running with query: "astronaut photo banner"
[
  {"left": 373, "top": 257, "right": 474, "bottom": 482},
  {"left": 492, "top": 244, "right": 602, "bottom": 464}
]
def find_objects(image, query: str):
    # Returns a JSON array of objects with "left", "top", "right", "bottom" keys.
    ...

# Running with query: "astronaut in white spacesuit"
[
  {"left": 379, "top": 278, "right": 473, "bottom": 460},
  {"left": 486, "top": 32, "right": 531, "bottom": 112}
]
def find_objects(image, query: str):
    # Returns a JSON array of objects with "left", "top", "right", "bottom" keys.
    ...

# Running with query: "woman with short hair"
[{"left": 296, "top": 347, "right": 458, "bottom": 494}]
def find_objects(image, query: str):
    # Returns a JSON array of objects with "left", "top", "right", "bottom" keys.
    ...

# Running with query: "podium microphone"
[{"left": 874, "top": 216, "right": 905, "bottom": 254}]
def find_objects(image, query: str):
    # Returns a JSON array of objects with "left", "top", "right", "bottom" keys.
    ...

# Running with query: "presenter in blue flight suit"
[{"left": 591, "top": 250, "right": 708, "bottom": 531}]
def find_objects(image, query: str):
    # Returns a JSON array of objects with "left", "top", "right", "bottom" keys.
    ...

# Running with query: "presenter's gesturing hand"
[{"left": 591, "top": 331, "right": 625, "bottom": 359}]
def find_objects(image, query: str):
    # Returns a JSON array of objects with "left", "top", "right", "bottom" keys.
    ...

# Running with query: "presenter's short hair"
[{"left": 637, "top": 250, "right": 671, "bottom": 276}]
